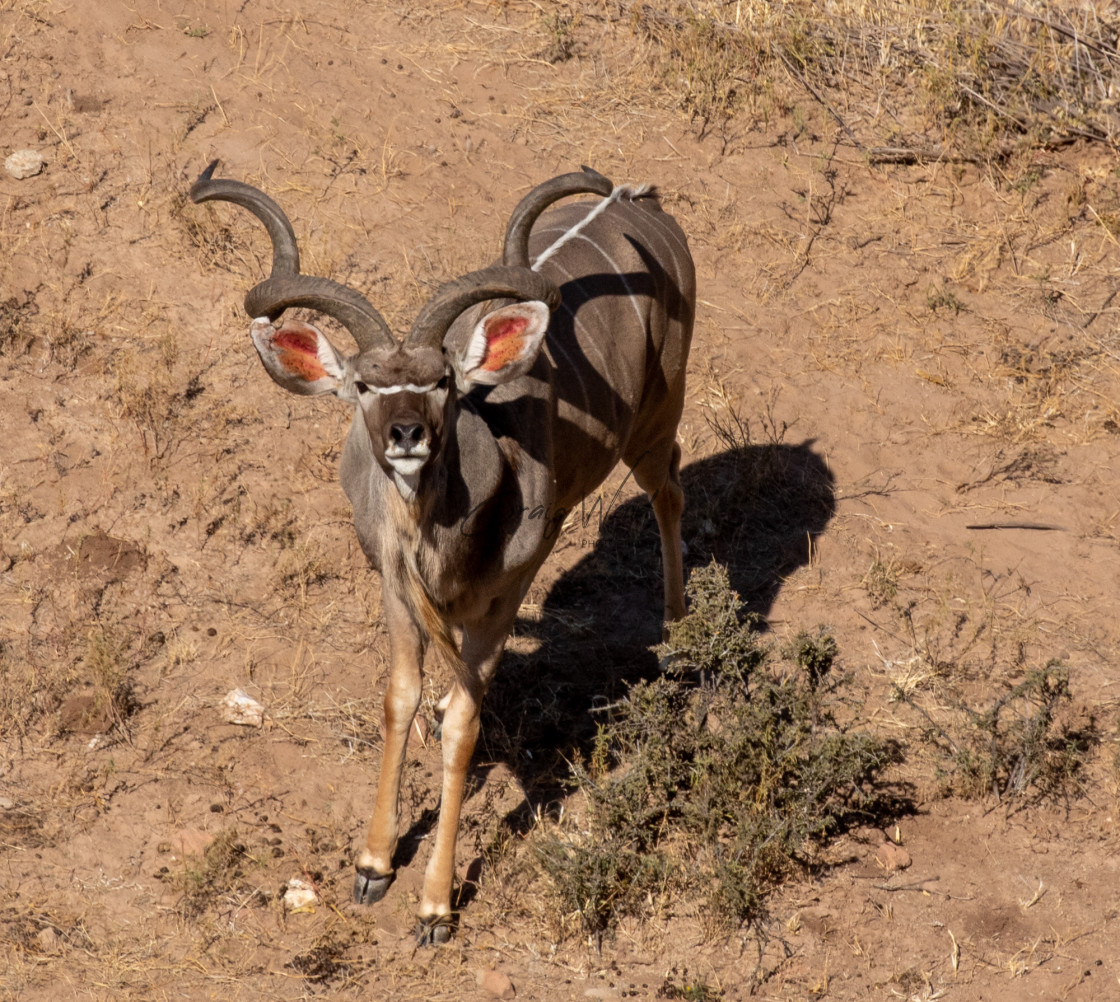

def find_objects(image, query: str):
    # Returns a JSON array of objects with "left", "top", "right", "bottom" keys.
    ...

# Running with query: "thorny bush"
[
  {"left": 536, "top": 563, "right": 903, "bottom": 940},
  {"left": 896, "top": 661, "right": 1100, "bottom": 806}
]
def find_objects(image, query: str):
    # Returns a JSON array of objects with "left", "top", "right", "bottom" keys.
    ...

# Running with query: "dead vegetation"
[
  {"left": 164, "top": 827, "right": 266, "bottom": 918},
  {"left": 896, "top": 659, "right": 1100, "bottom": 805},
  {"left": 625, "top": 0, "right": 1120, "bottom": 156}
]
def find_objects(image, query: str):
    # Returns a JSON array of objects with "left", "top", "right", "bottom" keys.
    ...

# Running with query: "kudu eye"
[
  {"left": 353, "top": 380, "right": 370, "bottom": 395},
  {"left": 436, "top": 374, "right": 450, "bottom": 391}
]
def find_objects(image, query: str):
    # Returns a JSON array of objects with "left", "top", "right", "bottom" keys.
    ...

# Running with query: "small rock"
[
  {"left": 875, "top": 841, "right": 912, "bottom": 871},
  {"left": 476, "top": 969, "right": 515, "bottom": 999},
  {"left": 221, "top": 688, "right": 264, "bottom": 727},
  {"left": 0, "top": 796, "right": 15, "bottom": 810},
  {"left": 282, "top": 876, "right": 319, "bottom": 913},
  {"left": 59, "top": 694, "right": 113, "bottom": 735},
  {"left": 36, "top": 927, "right": 59, "bottom": 952},
  {"left": 5, "top": 149, "right": 44, "bottom": 179},
  {"left": 407, "top": 714, "right": 431, "bottom": 749}
]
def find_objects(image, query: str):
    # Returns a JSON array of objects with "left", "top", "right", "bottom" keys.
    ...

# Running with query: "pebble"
[
  {"left": 221, "top": 688, "right": 265, "bottom": 727},
  {"left": 5, "top": 149, "right": 44, "bottom": 179},
  {"left": 282, "top": 876, "right": 319, "bottom": 912},
  {"left": 875, "top": 841, "right": 912, "bottom": 871},
  {"left": 476, "top": 969, "right": 516, "bottom": 999},
  {"left": 37, "top": 927, "right": 59, "bottom": 952}
]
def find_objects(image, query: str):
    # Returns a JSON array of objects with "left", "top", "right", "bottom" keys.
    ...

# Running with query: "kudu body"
[{"left": 190, "top": 163, "right": 695, "bottom": 942}]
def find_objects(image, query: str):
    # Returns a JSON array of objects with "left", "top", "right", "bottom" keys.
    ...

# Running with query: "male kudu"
[{"left": 190, "top": 162, "right": 695, "bottom": 942}]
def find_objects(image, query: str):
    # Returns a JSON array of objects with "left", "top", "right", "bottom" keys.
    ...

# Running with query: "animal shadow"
[{"left": 481, "top": 438, "right": 837, "bottom": 818}]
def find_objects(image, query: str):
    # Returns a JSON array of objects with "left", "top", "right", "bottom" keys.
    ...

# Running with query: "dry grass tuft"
[
  {"left": 0, "top": 638, "right": 79, "bottom": 745},
  {"left": 0, "top": 294, "right": 42, "bottom": 360},
  {"left": 0, "top": 900, "right": 94, "bottom": 957},
  {"left": 896, "top": 660, "right": 1100, "bottom": 805},
  {"left": 109, "top": 340, "right": 208, "bottom": 465},
  {"left": 626, "top": 1, "right": 1120, "bottom": 157},
  {"left": 80, "top": 623, "right": 141, "bottom": 734},
  {"left": 165, "top": 827, "right": 269, "bottom": 918}
]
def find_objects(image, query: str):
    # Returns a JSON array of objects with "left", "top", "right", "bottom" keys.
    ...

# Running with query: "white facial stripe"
[{"left": 369, "top": 382, "right": 439, "bottom": 396}]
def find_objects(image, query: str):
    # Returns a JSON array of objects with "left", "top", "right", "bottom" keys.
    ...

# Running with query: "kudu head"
[{"left": 189, "top": 163, "right": 613, "bottom": 496}]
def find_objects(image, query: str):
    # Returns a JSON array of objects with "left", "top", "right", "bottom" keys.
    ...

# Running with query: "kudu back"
[{"left": 190, "top": 163, "right": 695, "bottom": 943}]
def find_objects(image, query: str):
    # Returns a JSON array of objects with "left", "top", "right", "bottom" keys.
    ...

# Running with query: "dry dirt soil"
[{"left": 2, "top": 2, "right": 1120, "bottom": 1000}]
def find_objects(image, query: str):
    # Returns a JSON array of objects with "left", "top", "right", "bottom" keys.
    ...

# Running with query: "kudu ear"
[
  {"left": 455, "top": 301, "right": 551, "bottom": 389},
  {"left": 250, "top": 318, "right": 354, "bottom": 399}
]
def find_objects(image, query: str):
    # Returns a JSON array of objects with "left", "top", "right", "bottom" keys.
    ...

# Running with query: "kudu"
[{"left": 190, "top": 161, "right": 695, "bottom": 943}]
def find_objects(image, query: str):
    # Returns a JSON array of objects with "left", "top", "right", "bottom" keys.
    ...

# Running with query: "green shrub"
[{"left": 536, "top": 563, "right": 902, "bottom": 939}]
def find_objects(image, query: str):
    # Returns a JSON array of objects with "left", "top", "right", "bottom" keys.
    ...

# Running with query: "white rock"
[
  {"left": 282, "top": 876, "right": 319, "bottom": 912},
  {"left": 5, "top": 149, "right": 44, "bottom": 179},
  {"left": 220, "top": 688, "right": 264, "bottom": 727}
]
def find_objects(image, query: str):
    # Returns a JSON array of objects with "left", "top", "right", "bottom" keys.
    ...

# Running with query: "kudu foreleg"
[
  {"left": 415, "top": 608, "right": 514, "bottom": 944},
  {"left": 354, "top": 592, "right": 424, "bottom": 904},
  {"left": 415, "top": 677, "right": 482, "bottom": 943}
]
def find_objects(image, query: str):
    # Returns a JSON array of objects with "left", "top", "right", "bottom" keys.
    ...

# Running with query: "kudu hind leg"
[
  {"left": 354, "top": 594, "right": 424, "bottom": 905},
  {"left": 631, "top": 438, "right": 687, "bottom": 628}
]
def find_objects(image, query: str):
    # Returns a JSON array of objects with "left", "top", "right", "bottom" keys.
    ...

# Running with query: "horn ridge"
[
  {"left": 190, "top": 162, "right": 394, "bottom": 351},
  {"left": 502, "top": 166, "right": 614, "bottom": 269},
  {"left": 245, "top": 276, "right": 395, "bottom": 352},
  {"left": 406, "top": 266, "right": 560, "bottom": 349}
]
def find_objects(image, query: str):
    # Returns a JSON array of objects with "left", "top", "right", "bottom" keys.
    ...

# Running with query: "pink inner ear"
[
  {"left": 273, "top": 324, "right": 318, "bottom": 355},
  {"left": 272, "top": 324, "right": 327, "bottom": 381},
  {"left": 481, "top": 315, "right": 529, "bottom": 372}
]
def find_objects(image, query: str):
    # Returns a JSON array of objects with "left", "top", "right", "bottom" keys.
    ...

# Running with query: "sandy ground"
[{"left": 2, "top": 2, "right": 1119, "bottom": 999}]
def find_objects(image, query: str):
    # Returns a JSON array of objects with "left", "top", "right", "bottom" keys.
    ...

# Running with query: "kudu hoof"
[
  {"left": 352, "top": 866, "right": 393, "bottom": 905},
  {"left": 415, "top": 914, "right": 455, "bottom": 946}
]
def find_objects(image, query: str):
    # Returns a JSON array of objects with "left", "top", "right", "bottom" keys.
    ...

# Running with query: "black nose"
[{"left": 389, "top": 423, "right": 425, "bottom": 450}]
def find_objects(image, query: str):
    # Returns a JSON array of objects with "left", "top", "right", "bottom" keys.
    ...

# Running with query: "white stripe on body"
[
  {"left": 530, "top": 196, "right": 689, "bottom": 434},
  {"left": 541, "top": 258, "right": 622, "bottom": 435},
  {"left": 531, "top": 184, "right": 651, "bottom": 270}
]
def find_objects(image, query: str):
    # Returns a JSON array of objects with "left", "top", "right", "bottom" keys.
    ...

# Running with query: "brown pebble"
[
  {"left": 37, "top": 927, "right": 59, "bottom": 952},
  {"left": 408, "top": 715, "right": 431, "bottom": 749},
  {"left": 476, "top": 968, "right": 515, "bottom": 999},
  {"left": 875, "top": 841, "right": 912, "bottom": 871}
]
